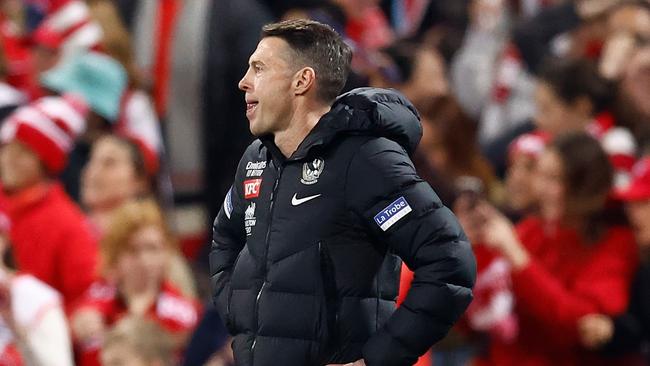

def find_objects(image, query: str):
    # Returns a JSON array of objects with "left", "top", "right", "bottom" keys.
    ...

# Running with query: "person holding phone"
[{"left": 473, "top": 133, "right": 638, "bottom": 365}]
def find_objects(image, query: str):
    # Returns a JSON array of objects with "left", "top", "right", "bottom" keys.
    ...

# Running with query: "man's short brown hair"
[{"left": 262, "top": 19, "right": 352, "bottom": 104}]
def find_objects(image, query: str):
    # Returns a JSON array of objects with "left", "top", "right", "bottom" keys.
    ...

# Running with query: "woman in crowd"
[
  {"left": 81, "top": 133, "right": 196, "bottom": 299},
  {"left": 578, "top": 156, "right": 650, "bottom": 364},
  {"left": 501, "top": 132, "right": 548, "bottom": 222},
  {"left": 474, "top": 132, "right": 638, "bottom": 365},
  {"left": 453, "top": 134, "right": 547, "bottom": 365},
  {"left": 71, "top": 199, "right": 200, "bottom": 366},
  {"left": 81, "top": 134, "right": 153, "bottom": 235}
]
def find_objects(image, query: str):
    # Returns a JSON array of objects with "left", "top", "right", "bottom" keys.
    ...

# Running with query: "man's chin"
[{"left": 249, "top": 123, "right": 266, "bottom": 137}]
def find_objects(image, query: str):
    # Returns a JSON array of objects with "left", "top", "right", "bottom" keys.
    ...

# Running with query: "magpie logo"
[{"left": 301, "top": 158, "right": 324, "bottom": 185}]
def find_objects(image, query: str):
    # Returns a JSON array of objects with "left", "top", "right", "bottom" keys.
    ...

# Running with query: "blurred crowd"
[{"left": 0, "top": 0, "right": 648, "bottom": 365}]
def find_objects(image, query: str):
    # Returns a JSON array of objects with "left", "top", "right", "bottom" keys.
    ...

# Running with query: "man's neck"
[{"left": 274, "top": 104, "right": 331, "bottom": 158}]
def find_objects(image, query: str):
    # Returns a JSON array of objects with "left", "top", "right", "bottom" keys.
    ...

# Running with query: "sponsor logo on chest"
[
  {"left": 244, "top": 179, "right": 262, "bottom": 199},
  {"left": 244, "top": 202, "right": 257, "bottom": 236},
  {"left": 245, "top": 160, "right": 267, "bottom": 177}
]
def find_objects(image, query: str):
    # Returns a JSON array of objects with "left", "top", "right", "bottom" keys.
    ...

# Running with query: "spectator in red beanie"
[
  {"left": 0, "top": 94, "right": 98, "bottom": 309},
  {"left": 31, "top": 0, "right": 103, "bottom": 79},
  {"left": 474, "top": 132, "right": 638, "bottom": 366}
]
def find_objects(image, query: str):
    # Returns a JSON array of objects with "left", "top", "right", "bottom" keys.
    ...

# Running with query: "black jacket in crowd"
[
  {"left": 603, "top": 261, "right": 650, "bottom": 362},
  {"left": 210, "top": 88, "right": 476, "bottom": 366}
]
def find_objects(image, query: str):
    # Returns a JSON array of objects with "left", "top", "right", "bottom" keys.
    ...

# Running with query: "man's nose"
[{"left": 239, "top": 70, "right": 252, "bottom": 92}]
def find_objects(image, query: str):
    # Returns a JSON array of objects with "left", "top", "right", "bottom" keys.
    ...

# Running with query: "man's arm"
[
  {"left": 210, "top": 163, "right": 247, "bottom": 330},
  {"left": 346, "top": 138, "right": 476, "bottom": 366}
]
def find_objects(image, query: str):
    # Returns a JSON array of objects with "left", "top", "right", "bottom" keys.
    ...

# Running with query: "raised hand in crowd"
[
  {"left": 478, "top": 203, "right": 530, "bottom": 270},
  {"left": 578, "top": 313, "right": 615, "bottom": 349}
]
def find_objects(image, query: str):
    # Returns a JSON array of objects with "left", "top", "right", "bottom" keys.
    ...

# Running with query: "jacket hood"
[{"left": 284, "top": 88, "right": 422, "bottom": 160}]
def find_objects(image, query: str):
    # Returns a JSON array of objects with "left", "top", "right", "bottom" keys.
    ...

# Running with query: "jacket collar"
[{"left": 259, "top": 87, "right": 421, "bottom": 164}]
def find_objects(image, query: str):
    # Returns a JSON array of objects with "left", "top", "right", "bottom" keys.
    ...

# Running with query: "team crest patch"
[
  {"left": 374, "top": 196, "right": 412, "bottom": 231},
  {"left": 244, "top": 179, "right": 262, "bottom": 199},
  {"left": 301, "top": 158, "right": 324, "bottom": 185}
]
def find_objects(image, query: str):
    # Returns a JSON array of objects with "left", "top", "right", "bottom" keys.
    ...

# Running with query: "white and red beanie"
[
  {"left": 116, "top": 91, "right": 163, "bottom": 176},
  {"left": 508, "top": 132, "right": 550, "bottom": 162},
  {"left": 32, "top": 0, "right": 103, "bottom": 56},
  {"left": 0, "top": 94, "right": 89, "bottom": 174},
  {"left": 587, "top": 111, "right": 637, "bottom": 189}
]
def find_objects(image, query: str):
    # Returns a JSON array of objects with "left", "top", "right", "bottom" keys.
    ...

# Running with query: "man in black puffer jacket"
[{"left": 210, "top": 19, "right": 476, "bottom": 366}]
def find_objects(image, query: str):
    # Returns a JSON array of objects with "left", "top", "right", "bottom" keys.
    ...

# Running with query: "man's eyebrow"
[{"left": 250, "top": 60, "right": 265, "bottom": 67}]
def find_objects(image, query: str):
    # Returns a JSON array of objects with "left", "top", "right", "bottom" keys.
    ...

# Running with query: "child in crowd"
[
  {"left": 71, "top": 199, "right": 199, "bottom": 366},
  {"left": 100, "top": 316, "right": 174, "bottom": 366}
]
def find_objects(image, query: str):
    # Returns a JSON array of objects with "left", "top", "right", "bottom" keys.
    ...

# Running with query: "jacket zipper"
[
  {"left": 319, "top": 241, "right": 340, "bottom": 358},
  {"left": 251, "top": 164, "right": 283, "bottom": 359}
]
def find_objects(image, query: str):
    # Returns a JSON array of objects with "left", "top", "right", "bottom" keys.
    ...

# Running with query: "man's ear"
[{"left": 293, "top": 67, "right": 316, "bottom": 96}]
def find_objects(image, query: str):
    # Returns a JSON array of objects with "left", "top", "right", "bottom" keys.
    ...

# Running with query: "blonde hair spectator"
[{"left": 100, "top": 198, "right": 175, "bottom": 276}]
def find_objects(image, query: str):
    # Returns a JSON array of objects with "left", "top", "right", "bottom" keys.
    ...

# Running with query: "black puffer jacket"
[{"left": 210, "top": 88, "right": 476, "bottom": 366}]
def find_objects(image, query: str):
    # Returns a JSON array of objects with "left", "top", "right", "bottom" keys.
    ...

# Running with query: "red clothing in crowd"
[
  {"left": 465, "top": 245, "right": 518, "bottom": 343},
  {"left": 1, "top": 183, "right": 98, "bottom": 309},
  {"left": 74, "top": 279, "right": 200, "bottom": 366},
  {"left": 477, "top": 216, "right": 639, "bottom": 366},
  {"left": 0, "top": 12, "right": 33, "bottom": 95}
]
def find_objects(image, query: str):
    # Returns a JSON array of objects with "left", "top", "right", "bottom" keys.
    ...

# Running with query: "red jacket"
[
  {"left": 2, "top": 183, "right": 98, "bottom": 309},
  {"left": 478, "top": 217, "right": 639, "bottom": 366}
]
